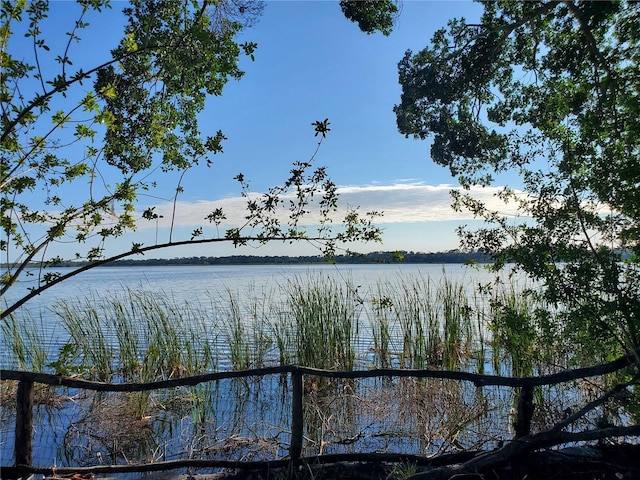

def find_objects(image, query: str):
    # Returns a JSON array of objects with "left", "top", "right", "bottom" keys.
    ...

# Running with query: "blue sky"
[{"left": 19, "top": 1, "right": 523, "bottom": 259}]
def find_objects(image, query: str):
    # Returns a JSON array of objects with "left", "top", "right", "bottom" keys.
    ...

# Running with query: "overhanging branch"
[{"left": 0, "top": 235, "right": 340, "bottom": 321}]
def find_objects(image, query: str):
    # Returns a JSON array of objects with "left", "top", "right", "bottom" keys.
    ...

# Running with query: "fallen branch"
[{"left": 408, "top": 425, "right": 640, "bottom": 480}]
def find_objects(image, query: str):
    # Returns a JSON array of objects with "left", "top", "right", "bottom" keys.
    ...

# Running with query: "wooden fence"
[{"left": 0, "top": 356, "right": 635, "bottom": 479}]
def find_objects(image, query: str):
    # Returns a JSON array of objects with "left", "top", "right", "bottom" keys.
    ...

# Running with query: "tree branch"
[
  {"left": 0, "top": 235, "right": 341, "bottom": 320},
  {"left": 409, "top": 424, "right": 640, "bottom": 480},
  {"left": 0, "top": 41, "right": 185, "bottom": 148},
  {"left": 551, "top": 375, "right": 639, "bottom": 434}
]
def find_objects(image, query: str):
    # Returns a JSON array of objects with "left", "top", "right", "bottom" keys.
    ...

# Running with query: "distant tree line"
[
  {"left": 93, "top": 249, "right": 490, "bottom": 266},
  {"left": 12, "top": 250, "right": 489, "bottom": 268}
]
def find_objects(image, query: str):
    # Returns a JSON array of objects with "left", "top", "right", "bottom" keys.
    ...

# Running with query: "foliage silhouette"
[{"left": 0, "top": 1, "right": 381, "bottom": 321}]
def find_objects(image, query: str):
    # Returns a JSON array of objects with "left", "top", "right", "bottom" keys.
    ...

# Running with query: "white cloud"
[
  {"left": 335, "top": 183, "right": 520, "bottom": 222},
  {"left": 136, "top": 182, "right": 522, "bottom": 229}
]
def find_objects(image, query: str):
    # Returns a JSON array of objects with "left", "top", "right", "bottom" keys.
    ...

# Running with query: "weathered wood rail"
[{"left": 1, "top": 354, "right": 636, "bottom": 479}]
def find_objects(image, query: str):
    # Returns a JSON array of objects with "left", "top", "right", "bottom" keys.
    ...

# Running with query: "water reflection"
[{"left": 0, "top": 264, "right": 619, "bottom": 468}]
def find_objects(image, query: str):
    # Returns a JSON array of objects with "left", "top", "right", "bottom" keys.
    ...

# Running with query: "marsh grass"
[
  {"left": 370, "top": 294, "right": 393, "bottom": 367},
  {"left": 53, "top": 289, "right": 217, "bottom": 382},
  {"left": 1, "top": 312, "right": 50, "bottom": 373},
  {"left": 271, "top": 308, "right": 294, "bottom": 366},
  {"left": 54, "top": 294, "right": 115, "bottom": 381},
  {"left": 439, "top": 276, "right": 474, "bottom": 370},
  {"left": 4, "top": 271, "right": 564, "bottom": 382},
  {"left": 470, "top": 288, "right": 488, "bottom": 374},
  {"left": 6, "top": 271, "right": 561, "bottom": 379},
  {"left": 188, "top": 382, "right": 218, "bottom": 427},
  {"left": 383, "top": 275, "right": 436, "bottom": 369},
  {"left": 219, "top": 285, "right": 272, "bottom": 370},
  {"left": 1, "top": 312, "right": 56, "bottom": 402},
  {"left": 367, "top": 273, "right": 476, "bottom": 370},
  {"left": 387, "top": 462, "right": 419, "bottom": 480},
  {"left": 282, "top": 274, "right": 361, "bottom": 370},
  {"left": 1, "top": 269, "right": 591, "bottom": 467}
]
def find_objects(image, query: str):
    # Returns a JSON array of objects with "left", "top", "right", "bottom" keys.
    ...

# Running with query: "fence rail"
[{"left": 1, "top": 355, "right": 635, "bottom": 479}]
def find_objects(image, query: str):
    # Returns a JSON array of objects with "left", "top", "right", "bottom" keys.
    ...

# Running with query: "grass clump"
[
  {"left": 1, "top": 312, "right": 50, "bottom": 373},
  {"left": 281, "top": 274, "right": 361, "bottom": 370},
  {"left": 368, "top": 272, "right": 475, "bottom": 370},
  {"left": 1, "top": 312, "right": 56, "bottom": 403},
  {"left": 217, "top": 285, "right": 272, "bottom": 370},
  {"left": 53, "top": 288, "right": 217, "bottom": 382}
]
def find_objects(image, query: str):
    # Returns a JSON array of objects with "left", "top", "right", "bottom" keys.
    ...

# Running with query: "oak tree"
[
  {"left": 396, "top": 0, "right": 640, "bottom": 365},
  {"left": 394, "top": 1, "right": 640, "bottom": 469}
]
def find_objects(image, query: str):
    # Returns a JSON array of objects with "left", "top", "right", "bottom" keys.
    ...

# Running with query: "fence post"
[
  {"left": 514, "top": 384, "right": 534, "bottom": 438},
  {"left": 15, "top": 380, "right": 34, "bottom": 467},
  {"left": 290, "top": 371, "right": 303, "bottom": 460}
]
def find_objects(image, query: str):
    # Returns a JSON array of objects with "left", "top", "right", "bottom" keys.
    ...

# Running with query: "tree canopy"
[
  {"left": 339, "top": 0, "right": 399, "bottom": 36},
  {"left": 395, "top": 0, "right": 640, "bottom": 365},
  {"left": 0, "top": 0, "right": 382, "bottom": 320},
  {"left": 391, "top": 1, "right": 640, "bottom": 475}
]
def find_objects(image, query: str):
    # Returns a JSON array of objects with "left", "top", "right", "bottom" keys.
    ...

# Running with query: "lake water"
[
  {"left": 0, "top": 263, "right": 599, "bottom": 469},
  {"left": 2, "top": 263, "right": 492, "bottom": 368},
  {"left": 5, "top": 263, "right": 483, "bottom": 305}
]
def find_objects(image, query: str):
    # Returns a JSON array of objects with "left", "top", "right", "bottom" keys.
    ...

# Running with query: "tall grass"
[
  {"left": 439, "top": 275, "right": 473, "bottom": 371},
  {"left": 6, "top": 271, "right": 564, "bottom": 379},
  {"left": 53, "top": 289, "right": 217, "bottom": 382},
  {"left": 280, "top": 274, "right": 361, "bottom": 370},
  {"left": 1, "top": 312, "right": 50, "bottom": 373},
  {"left": 54, "top": 294, "right": 114, "bottom": 381},
  {"left": 2, "top": 269, "right": 577, "bottom": 463},
  {"left": 470, "top": 288, "right": 488, "bottom": 375},
  {"left": 1, "top": 269, "right": 595, "bottom": 468},
  {"left": 368, "top": 273, "right": 475, "bottom": 370},
  {"left": 370, "top": 294, "right": 393, "bottom": 368},
  {"left": 1, "top": 311, "right": 61, "bottom": 403},
  {"left": 218, "top": 285, "right": 272, "bottom": 370}
]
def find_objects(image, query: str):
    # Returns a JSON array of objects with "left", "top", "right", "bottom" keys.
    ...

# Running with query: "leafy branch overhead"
[
  {"left": 393, "top": 0, "right": 640, "bottom": 447},
  {"left": 0, "top": 2, "right": 382, "bottom": 320},
  {"left": 2, "top": 0, "right": 257, "bottom": 291},
  {"left": 340, "top": 0, "right": 399, "bottom": 36},
  {"left": 223, "top": 120, "right": 381, "bottom": 255}
]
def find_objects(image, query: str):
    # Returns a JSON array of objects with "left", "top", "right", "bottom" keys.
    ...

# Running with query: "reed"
[
  {"left": 470, "top": 289, "right": 488, "bottom": 375},
  {"left": 370, "top": 293, "right": 393, "bottom": 368},
  {"left": 1, "top": 312, "right": 49, "bottom": 373},
  {"left": 218, "top": 285, "right": 272, "bottom": 370},
  {"left": 1, "top": 270, "right": 590, "bottom": 467},
  {"left": 54, "top": 293, "right": 114, "bottom": 381},
  {"left": 245, "top": 284, "right": 274, "bottom": 366},
  {"left": 222, "top": 291, "right": 251, "bottom": 371},
  {"left": 391, "top": 276, "right": 428, "bottom": 368},
  {"left": 111, "top": 294, "right": 143, "bottom": 377},
  {"left": 270, "top": 307, "right": 294, "bottom": 366},
  {"left": 7, "top": 272, "right": 561, "bottom": 380},
  {"left": 188, "top": 382, "right": 218, "bottom": 428},
  {"left": 140, "top": 294, "right": 184, "bottom": 380},
  {"left": 438, "top": 275, "right": 473, "bottom": 371},
  {"left": 283, "top": 274, "right": 360, "bottom": 370},
  {"left": 0, "top": 311, "right": 57, "bottom": 403},
  {"left": 53, "top": 289, "right": 217, "bottom": 382},
  {"left": 367, "top": 272, "right": 475, "bottom": 370}
]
